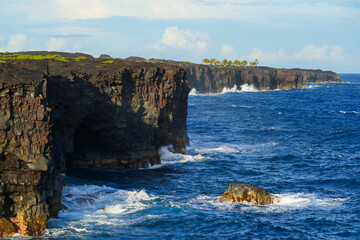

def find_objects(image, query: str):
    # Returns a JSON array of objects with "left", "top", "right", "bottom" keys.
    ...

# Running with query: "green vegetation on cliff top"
[
  {"left": 102, "top": 60, "right": 114, "bottom": 64},
  {"left": 0, "top": 53, "right": 90, "bottom": 62},
  {"left": 202, "top": 58, "right": 259, "bottom": 68}
]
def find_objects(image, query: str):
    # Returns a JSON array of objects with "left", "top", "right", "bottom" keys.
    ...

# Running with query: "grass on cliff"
[
  {"left": 102, "top": 60, "right": 114, "bottom": 64},
  {"left": 0, "top": 53, "right": 69, "bottom": 62},
  {"left": 72, "top": 56, "right": 87, "bottom": 61},
  {"left": 0, "top": 53, "right": 90, "bottom": 62}
]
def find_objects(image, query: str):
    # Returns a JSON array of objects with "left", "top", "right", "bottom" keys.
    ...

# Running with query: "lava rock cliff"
[
  {"left": 184, "top": 64, "right": 340, "bottom": 93},
  {"left": 0, "top": 55, "right": 189, "bottom": 236},
  {"left": 147, "top": 59, "right": 341, "bottom": 93}
]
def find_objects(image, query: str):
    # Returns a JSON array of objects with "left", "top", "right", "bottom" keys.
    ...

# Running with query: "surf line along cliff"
[{"left": 0, "top": 54, "right": 190, "bottom": 236}]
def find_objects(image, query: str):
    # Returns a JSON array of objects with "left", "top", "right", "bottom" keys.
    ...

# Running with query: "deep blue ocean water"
[{"left": 25, "top": 74, "right": 360, "bottom": 239}]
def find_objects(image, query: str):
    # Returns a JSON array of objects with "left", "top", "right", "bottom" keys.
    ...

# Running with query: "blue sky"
[{"left": 0, "top": 0, "right": 359, "bottom": 73}]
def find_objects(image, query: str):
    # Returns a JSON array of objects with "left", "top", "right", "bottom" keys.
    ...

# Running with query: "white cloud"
[
  {"left": 220, "top": 44, "right": 238, "bottom": 60},
  {"left": 3, "top": 0, "right": 359, "bottom": 21},
  {"left": 5, "top": 34, "right": 28, "bottom": 52},
  {"left": 294, "top": 44, "right": 330, "bottom": 60},
  {"left": 150, "top": 26, "right": 210, "bottom": 51},
  {"left": 242, "top": 44, "right": 358, "bottom": 71},
  {"left": 46, "top": 38, "right": 67, "bottom": 51}
]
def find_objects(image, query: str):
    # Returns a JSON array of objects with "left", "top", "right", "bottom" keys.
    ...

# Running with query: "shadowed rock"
[
  {"left": 0, "top": 52, "right": 190, "bottom": 236},
  {"left": 219, "top": 183, "right": 280, "bottom": 205}
]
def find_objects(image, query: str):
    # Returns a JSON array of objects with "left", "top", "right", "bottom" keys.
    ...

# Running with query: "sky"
[{"left": 0, "top": 0, "right": 359, "bottom": 73}]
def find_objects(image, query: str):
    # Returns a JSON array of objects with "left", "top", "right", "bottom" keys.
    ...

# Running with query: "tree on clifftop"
[
  {"left": 249, "top": 59, "right": 259, "bottom": 68},
  {"left": 234, "top": 60, "right": 241, "bottom": 67},
  {"left": 222, "top": 59, "right": 228, "bottom": 67},
  {"left": 241, "top": 60, "right": 248, "bottom": 67},
  {"left": 203, "top": 58, "right": 210, "bottom": 65}
]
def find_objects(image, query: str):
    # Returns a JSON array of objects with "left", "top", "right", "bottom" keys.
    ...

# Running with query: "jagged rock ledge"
[{"left": 0, "top": 52, "right": 190, "bottom": 236}]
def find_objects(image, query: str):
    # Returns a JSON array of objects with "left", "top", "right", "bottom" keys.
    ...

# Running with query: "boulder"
[{"left": 219, "top": 183, "right": 280, "bottom": 205}]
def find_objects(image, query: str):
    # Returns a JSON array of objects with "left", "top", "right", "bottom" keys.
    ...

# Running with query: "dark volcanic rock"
[
  {"left": 185, "top": 65, "right": 304, "bottom": 93},
  {"left": 219, "top": 183, "right": 280, "bottom": 205},
  {"left": 145, "top": 59, "right": 341, "bottom": 93},
  {"left": 184, "top": 65, "right": 340, "bottom": 94},
  {"left": 0, "top": 54, "right": 189, "bottom": 236},
  {"left": 292, "top": 68, "right": 341, "bottom": 84}
]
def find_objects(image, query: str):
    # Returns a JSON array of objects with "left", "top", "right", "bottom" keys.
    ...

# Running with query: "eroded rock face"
[
  {"left": 219, "top": 183, "right": 280, "bottom": 205},
  {"left": 185, "top": 65, "right": 304, "bottom": 93},
  {"left": 294, "top": 69, "right": 341, "bottom": 84},
  {"left": 0, "top": 55, "right": 189, "bottom": 236},
  {"left": 180, "top": 64, "right": 340, "bottom": 93}
]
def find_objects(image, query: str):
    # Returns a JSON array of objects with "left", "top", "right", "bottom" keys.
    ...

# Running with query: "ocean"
[{"left": 28, "top": 74, "right": 359, "bottom": 239}]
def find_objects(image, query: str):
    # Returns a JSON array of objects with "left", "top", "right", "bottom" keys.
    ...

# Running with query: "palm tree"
[
  {"left": 210, "top": 58, "right": 216, "bottom": 65},
  {"left": 241, "top": 60, "right": 248, "bottom": 68},
  {"left": 203, "top": 58, "right": 210, "bottom": 65},
  {"left": 233, "top": 60, "right": 241, "bottom": 67},
  {"left": 228, "top": 60, "right": 233, "bottom": 67},
  {"left": 254, "top": 59, "right": 259, "bottom": 67},
  {"left": 222, "top": 59, "right": 228, "bottom": 67},
  {"left": 216, "top": 60, "right": 221, "bottom": 66}
]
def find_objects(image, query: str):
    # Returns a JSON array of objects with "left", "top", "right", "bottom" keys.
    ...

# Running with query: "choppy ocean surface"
[{"left": 21, "top": 74, "right": 360, "bottom": 239}]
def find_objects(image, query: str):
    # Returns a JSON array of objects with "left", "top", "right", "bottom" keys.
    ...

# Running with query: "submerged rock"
[{"left": 219, "top": 183, "right": 280, "bottom": 205}]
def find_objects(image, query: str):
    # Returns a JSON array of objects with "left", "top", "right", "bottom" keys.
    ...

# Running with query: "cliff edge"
[{"left": 0, "top": 52, "right": 190, "bottom": 236}]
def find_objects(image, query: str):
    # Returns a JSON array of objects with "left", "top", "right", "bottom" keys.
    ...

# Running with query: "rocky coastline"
[
  {"left": 146, "top": 59, "right": 341, "bottom": 93},
  {"left": 182, "top": 64, "right": 341, "bottom": 93},
  {"left": 0, "top": 53, "right": 189, "bottom": 236},
  {"left": 0, "top": 52, "right": 341, "bottom": 236}
]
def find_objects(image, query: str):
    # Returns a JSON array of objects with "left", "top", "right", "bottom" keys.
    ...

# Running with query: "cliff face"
[
  {"left": 294, "top": 69, "right": 341, "bottom": 84},
  {"left": 0, "top": 57, "right": 189, "bottom": 236},
  {"left": 185, "top": 65, "right": 304, "bottom": 93}
]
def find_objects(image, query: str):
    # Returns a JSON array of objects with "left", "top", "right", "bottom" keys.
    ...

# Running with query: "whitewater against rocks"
[{"left": 0, "top": 52, "right": 341, "bottom": 236}]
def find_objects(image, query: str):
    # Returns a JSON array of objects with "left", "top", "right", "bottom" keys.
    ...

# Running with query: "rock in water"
[{"left": 219, "top": 183, "right": 280, "bottom": 205}]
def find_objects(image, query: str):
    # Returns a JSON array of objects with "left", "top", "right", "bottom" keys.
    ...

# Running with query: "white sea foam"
[
  {"left": 189, "top": 88, "right": 199, "bottom": 96},
  {"left": 244, "top": 193, "right": 347, "bottom": 213},
  {"left": 196, "top": 145, "right": 239, "bottom": 154},
  {"left": 103, "top": 189, "right": 156, "bottom": 214},
  {"left": 61, "top": 185, "right": 157, "bottom": 216},
  {"left": 188, "top": 193, "right": 348, "bottom": 214},
  {"left": 222, "top": 85, "right": 241, "bottom": 93},
  {"left": 306, "top": 84, "right": 321, "bottom": 88},
  {"left": 339, "top": 110, "right": 359, "bottom": 114},
  {"left": 195, "top": 142, "right": 279, "bottom": 155},
  {"left": 156, "top": 146, "right": 205, "bottom": 167},
  {"left": 240, "top": 84, "right": 259, "bottom": 92},
  {"left": 222, "top": 84, "right": 259, "bottom": 93},
  {"left": 231, "top": 105, "right": 253, "bottom": 109}
]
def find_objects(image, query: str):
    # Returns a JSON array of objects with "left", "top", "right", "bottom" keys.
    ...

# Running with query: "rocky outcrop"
[
  {"left": 292, "top": 69, "right": 341, "bottom": 84},
  {"left": 0, "top": 53, "right": 189, "bottom": 236},
  {"left": 219, "top": 183, "right": 280, "bottom": 205}
]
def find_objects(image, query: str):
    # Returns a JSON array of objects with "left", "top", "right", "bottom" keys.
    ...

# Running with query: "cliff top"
[{"left": 0, "top": 52, "right": 184, "bottom": 84}]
